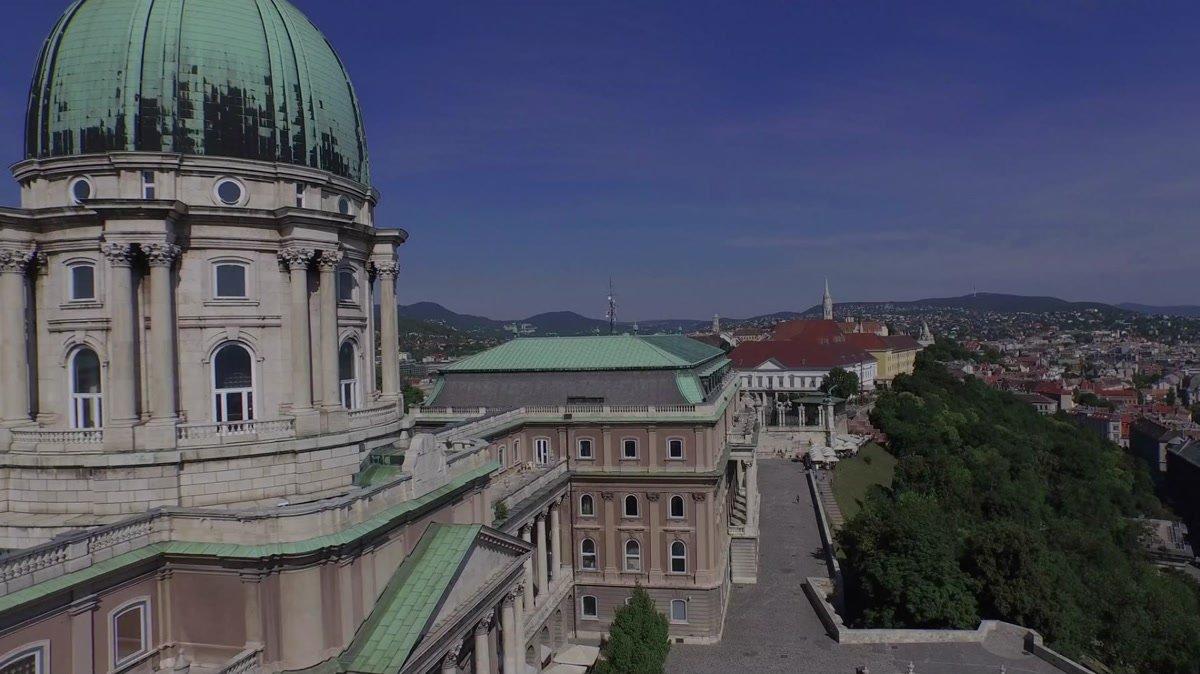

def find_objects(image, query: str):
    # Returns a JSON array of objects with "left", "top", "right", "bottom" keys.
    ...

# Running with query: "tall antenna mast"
[{"left": 606, "top": 277, "right": 617, "bottom": 335}]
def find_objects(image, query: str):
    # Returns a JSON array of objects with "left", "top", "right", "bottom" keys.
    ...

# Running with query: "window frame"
[
  {"left": 211, "top": 342, "right": 257, "bottom": 426},
  {"left": 668, "top": 495, "right": 685, "bottom": 520},
  {"left": 0, "top": 642, "right": 48, "bottom": 674},
  {"left": 66, "top": 260, "right": 98, "bottom": 302},
  {"left": 337, "top": 196, "right": 354, "bottom": 216},
  {"left": 213, "top": 177, "right": 247, "bottom": 206},
  {"left": 580, "top": 538, "right": 597, "bottom": 571},
  {"left": 576, "top": 437, "right": 594, "bottom": 460},
  {"left": 669, "top": 540, "right": 687, "bottom": 574},
  {"left": 670, "top": 599, "right": 688, "bottom": 624},
  {"left": 534, "top": 437, "right": 551, "bottom": 466},
  {"left": 578, "top": 493, "right": 595, "bottom": 517},
  {"left": 295, "top": 182, "right": 307, "bottom": 208},
  {"left": 621, "top": 437, "right": 638, "bottom": 460},
  {"left": 580, "top": 595, "right": 598, "bottom": 620},
  {"left": 211, "top": 260, "right": 251, "bottom": 300},
  {"left": 141, "top": 171, "right": 156, "bottom": 200},
  {"left": 623, "top": 539, "right": 642, "bottom": 572},
  {"left": 109, "top": 598, "right": 151, "bottom": 670},
  {"left": 337, "top": 267, "right": 359, "bottom": 304},
  {"left": 67, "top": 176, "right": 93, "bottom": 205},
  {"left": 338, "top": 340, "right": 360, "bottom": 410},
  {"left": 68, "top": 347, "right": 103, "bottom": 430},
  {"left": 623, "top": 494, "right": 639, "bottom": 518},
  {"left": 666, "top": 437, "right": 685, "bottom": 461},
  {"left": 497, "top": 444, "right": 506, "bottom": 467}
]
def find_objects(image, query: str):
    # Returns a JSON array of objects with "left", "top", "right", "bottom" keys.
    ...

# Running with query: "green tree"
[
  {"left": 595, "top": 585, "right": 670, "bottom": 674},
  {"left": 1166, "top": 388, "right": 1177, "bottom": 407},
  {"left": 821, "top": 367, "right": 860, "bottom": 397},
  {"left": 402, "top": 383, "right": 425, "bottom": 412}
]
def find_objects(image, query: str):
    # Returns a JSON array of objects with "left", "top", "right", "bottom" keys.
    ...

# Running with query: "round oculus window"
[
  {"left": 70, "top": 178, "right": 92, "bottom": 204},
  {"left": 337, "top": 197, "right": 352, "bottom": 215},
  {"left": 216, "top": 179, "right": 244, "bottom": 205}
]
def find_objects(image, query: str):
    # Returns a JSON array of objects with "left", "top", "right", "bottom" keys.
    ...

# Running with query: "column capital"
[
  {"left": 142, "top": 242, "right": 181, "bottom": 267},
  {"left": 503, "top": 589, "right": 518, "bottom": 606},
  {"left": 600, "top": 491, "right": 614, "bottom": 501},
  {"left": 100, "top": 242, "right": 136, "bottom": 267},
  {"left": 647, "top": 492, "right": 660, "bottom": 502},
  {"left": 691, "top": 492, "right": 707, "bottom": 501},
  {"left": 316, "top": 249, "right": 344, "bottom": 271},
  {"left": 519, "top": 523, "right": 532, "bottom": 536},
  {"left": 0, "top": 247, "right": 36, "bottom": 274},
  {"left": 535, "top": 511, "right": 546, "bottom": 523},
  {"left": 475, "top": 613, "right": 496, "bottom": 634},
  {"left": 370, "top": 259, "right": 400, "bottom": 278},
  {"left": 443, "top": 641, "right": 462, "bottom": 666},
  {"left": 278, "top": 246, "right": 316, "bottom": 270},
  {"left": 68, "top": 595, "right": 99, "bottom": 616}
]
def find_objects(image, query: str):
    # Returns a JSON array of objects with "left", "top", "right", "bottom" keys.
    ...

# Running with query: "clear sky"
[{"left": 0, "top": 1, "right": 1197, "bottom": 320}]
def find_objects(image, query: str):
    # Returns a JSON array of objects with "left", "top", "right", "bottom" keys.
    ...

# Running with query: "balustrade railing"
[
  {"left": 348, "top": 403, "right": 402, "bottom": 429},
  {"left": 0, "top": 514, "right": 155, "bottom": 588},
  {"left": 217, "top": 645, "right": 263, "bottom": 674},
  {"left": 11, "top": 428, "right": 104, "bottom": 447},
  {"left": 177, "top": 418, "right": 296, "bottom": 443}
]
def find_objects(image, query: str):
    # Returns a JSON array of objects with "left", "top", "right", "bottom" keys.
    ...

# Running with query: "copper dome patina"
[{"left": 26, "top": 0, "right": 371, "bottom": 185}]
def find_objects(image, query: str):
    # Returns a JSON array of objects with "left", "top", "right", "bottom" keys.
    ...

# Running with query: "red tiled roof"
[
  {"left": 771, "top": 319, "right": 846, "bottom": 341},
  {"left": 730, "top": 340, "right": 877, "bottom": 370},
  {"left": 882, "top": 335, "right": 922, "bottom": 351}
]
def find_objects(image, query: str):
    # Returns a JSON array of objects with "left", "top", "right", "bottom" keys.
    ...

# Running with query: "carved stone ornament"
[
  {"left": 691, "top": 492, "right": 707, "bottom": 502},
  {"left": 100, "top": 242, "right": 135, "bottom": 267},
  {"left": 600, "top": 492, "right": 614, "bottom": 501},
  {"left": 315, "top": 249, "right": 344, "bottom": 271},
  {"left": 142, "top": 243, "right": 181, "bottom": 267},
  {"left": 646, "top": 493, "right": 661, "bottom": 502},
  {"left": 0, "top": 247, "right": 36, "bottom": 274},
  {"left": 370, "top": 259, "right": 400, "bottom": 278},
  {"left": 278, "top": 246, "right": 315, "bottom": 270}
]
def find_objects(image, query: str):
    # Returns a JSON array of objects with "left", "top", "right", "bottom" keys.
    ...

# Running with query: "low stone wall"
[
  {"left": 804, "top": 577, "right": 994, "bottom": 645},
  {"left": 1025, "top": 632, "right": 1096, "bottom": 674}
]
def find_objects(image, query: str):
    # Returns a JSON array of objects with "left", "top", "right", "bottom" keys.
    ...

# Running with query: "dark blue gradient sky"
[{"left": 1, "top": 1, "right": 1197, "bottom": 319}]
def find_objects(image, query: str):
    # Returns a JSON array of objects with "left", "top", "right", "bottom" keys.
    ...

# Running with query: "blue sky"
[{"left": 1, "top": 1, "right": 1197, "bottom": 320}]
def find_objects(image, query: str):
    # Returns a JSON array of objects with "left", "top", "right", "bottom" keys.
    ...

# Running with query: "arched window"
[
  {"left": 624, "top": 540, "right": 641, "bottom": 572},
  {"left": 213, "top": 343, "right": 254, "bottom": 426},
  {"left": 623, "top": 495, "right": 639, "bottom": 518},
  {"left": 580, "top": 538, "right": 597, "bottom": 570},
  {"left": 339, "top": 341, "right": 359, "bottom": 409},
  {"left": 110, "top": 599, "right": 149, "bottom": 669},
  {"left": 670, "top": 599, "right": 688, "bottom": 624},
  {"left": 68, "top": 262, "right": 96, "bottom": 301},
  {"left": 0, "top": 644, "right": 46, "bottom": 674},
  {"left": 69, "top": 348, "right": 102, "bottom": 429},
  {"left": 579, "top": 494, "right": 594, "bottom": 517},
  {"left": 580, "top": 595, "right": 598, "bottom": 619},
  {"left": 670, "top": 541, "right": 687, "bottom": 573},
  {"left": 669, "top": 495, "right": 685, "bottom": 519}
]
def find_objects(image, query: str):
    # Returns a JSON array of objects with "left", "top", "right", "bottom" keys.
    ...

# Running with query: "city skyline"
[{"left": 0, "top": 1, "right": 1197, "bottom": 318}]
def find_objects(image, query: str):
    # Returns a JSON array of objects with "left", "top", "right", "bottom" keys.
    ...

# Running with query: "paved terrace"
[{"left": 667, "top": 459, "right": 1063, "bottom": 674}]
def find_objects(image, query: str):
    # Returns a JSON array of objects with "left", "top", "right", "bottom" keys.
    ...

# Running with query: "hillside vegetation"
[{"left": 838, "top": 354, "right": 1200, "bottom": 673}]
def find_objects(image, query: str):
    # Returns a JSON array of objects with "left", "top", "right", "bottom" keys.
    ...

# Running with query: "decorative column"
[
  {"left": 441, "top": 641, "right": 462, "bottom": 674},
  {"left": 240, "top": 572, "right": 264, "bottom": 646},
  {"left": 519, "top": 524, "right": 535, "bottom": 608},
  {"left": 0, "top": 247, "right": 35, "bottom": 424},
  {"left": 142, "top": 243, "right": 181, "bottom": 424},
  {"left": 601, "top": 492, "right": 617, "bottom": 577},
  {"left": 68, "top": 595, "right": 98, "bottom": 674},
  {"left": 101, "top": 242, "right": 140, "bottom": 430},
  {"left": 513, "top": 585, "right": 526, "bottom": 669},
  {"left": 501, "top": 593, "right": 518, "bottom": 674},
  {"left": 549, "top": 498, "right": 562, "bottom": 580},
  {"left": 279, "top": 248, "right": 316, "bottom": 411},
  {"left": 473, "top": 615, "right": 493, "bottom": 674},
  {"left": 317, "top": 250, "right": 343, "bottom": 410},
  {"left": 535, "top": 512, "right": 549, "bottom": 596},
  {"left": 372, "top": 259, "right": 401, "bottom": 400},
  {"left": 647, "top": 493, "right": 662, "bottom": 580}
]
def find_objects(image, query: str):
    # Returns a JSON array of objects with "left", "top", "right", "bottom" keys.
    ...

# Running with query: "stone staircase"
[
  {"left": 730, "top": 537, "right": 759, "bottom": 584},
  {"left": 814, "top": 471, "right": 845, "bottom": 530},
  {"left": 730, "top": 489, "right": 749, "bottom": 527}
]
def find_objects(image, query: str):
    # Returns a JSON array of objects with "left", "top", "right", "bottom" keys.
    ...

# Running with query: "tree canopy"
[
  {"left": 838, "top": 358, "right": 1200, "bottom": 673},
  {"left": 595, "top": 585, "right": 671, "bottom": 674},
  {"left": 820, "top": 367, "right": 860, "bottom": 397}
]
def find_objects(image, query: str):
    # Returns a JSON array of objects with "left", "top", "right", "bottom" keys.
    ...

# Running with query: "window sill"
[
  {"left": 575, "top": 455, "right": 595, "bottom": 461},
  {"left": 619, "top": 456, "right": 639, "bottom": 461},
  {"left": 204, "top": 298, "right": 258, "bottom": 307},
  {"left": 581, "top": 615, "right": 599, "bottom": 621},
  {"left": 666, "top": 456, "right": 686, "bottom": 462},
  {"left": 60, "top": 300, "right": 103, "bottom": 310}
]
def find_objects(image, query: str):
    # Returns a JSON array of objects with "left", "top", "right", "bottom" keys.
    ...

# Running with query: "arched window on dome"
[
  {"left": 339, "top": 341, "right": 359, "bottom": 410},
  {"left": 213, "top": 343, "right": 254, "bottom": 428},
  {"left": 69, "top": 347, "right": 102, "bottom": 429}
]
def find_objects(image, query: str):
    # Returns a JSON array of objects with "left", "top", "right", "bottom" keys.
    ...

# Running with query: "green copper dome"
[{"left": 26, "top": 0, "right": 371, "bottom": 185}]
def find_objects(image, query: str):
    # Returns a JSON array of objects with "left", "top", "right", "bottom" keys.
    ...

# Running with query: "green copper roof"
[
  {"left": 341, "top": 524, "right": 481, "bottom": 673},
  {"left": 675, "top": 374, "right": 704, "bottom": 404},
  {"left": 444, "top": 335, "right": 726, "bottom": 373},
  {"left": 26, "top": 0, "right": 370, "bottom": 185}
]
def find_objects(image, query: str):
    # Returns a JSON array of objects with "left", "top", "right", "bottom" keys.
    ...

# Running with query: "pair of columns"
[
  {"left": 279, "top": 247, "right": 402, "bottom": 412},
  {"left": 518, "top": 497, "right": 563, "bottom": 607},
  {"left": 441, "top": 587, "right": 523, "bottom": 674}
]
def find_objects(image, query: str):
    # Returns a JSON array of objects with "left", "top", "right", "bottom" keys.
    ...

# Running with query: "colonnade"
[
  {"left": 518, "top": 495, "right": 565, "bottom": 609},
  {"left": 437, "top": 583, "right": 527, "bottom": 674}
]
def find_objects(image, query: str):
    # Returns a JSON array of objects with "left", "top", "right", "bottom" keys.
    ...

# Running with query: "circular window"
[
  {"left": 69, "top": 177, "right": 93, "bottom": 204},
  {"left": 337, "top": 196, "right": 352, "bottom": 215},
  {"left": 215, "top": 178, "right": 244, "bottom": 206}
]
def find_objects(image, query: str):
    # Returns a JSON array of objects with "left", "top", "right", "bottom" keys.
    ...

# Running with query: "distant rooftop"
[{"left": 443, "top": 335, "right": 726, "bottom": 373}]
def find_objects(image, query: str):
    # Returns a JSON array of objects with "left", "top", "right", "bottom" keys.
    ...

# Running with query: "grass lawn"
[{"left": 832, "top": 442, "right": 896, "bottom": 521}]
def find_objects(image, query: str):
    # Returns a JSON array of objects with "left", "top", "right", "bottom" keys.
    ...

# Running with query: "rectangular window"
[
  {"left": 535, "top": 438, "right": 550, "bottom": 465},
  {"left": 295, "top": 182, "right": 306, "bottom": 208},
  {"left": 581, "top": 595, "right": 598, "bottom": 619},
  {"left": 141, "top": 171, "right": 155, "bottom": 200},
  {"left": 622, "top": 439, "right": 637, "bottom": 459},
  {"left": 338, "top": 269, "right": 357, "bottom": 302},
  {"left": 70, "top": 264, "right": 95, "bottom": 301},
  {"left": 667, "top": 438, "right": 684, "bottom": 460},
  {"left": 214, "top": 263, "right": 248, "bottom": 299},
  {"left": 577, "top": 438, "right": 593, "bottom": 459}
]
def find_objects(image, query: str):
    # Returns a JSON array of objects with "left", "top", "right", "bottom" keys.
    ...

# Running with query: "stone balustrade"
[
  {"left": 10, "top": 427, "right": 104, "bottom": 451},
  {"left": 216, "top": 644, "right": 264, "bottom": 674},
  {"left": 176, "top": 417, "right": 297, "bottom": 444},
  {"left": 348, "top": 401, "right": 402, "bottom": 429}
]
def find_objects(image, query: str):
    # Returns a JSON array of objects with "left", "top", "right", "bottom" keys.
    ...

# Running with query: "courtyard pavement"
[{"left": 666, "top": 459, "right": 1064, "bottom": 674}]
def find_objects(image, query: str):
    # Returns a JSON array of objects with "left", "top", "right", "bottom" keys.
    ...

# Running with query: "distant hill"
[
  {"left": 1118, "top": 303, "right": 1200, "bottom": 318},
  {"left": 521, "top": 311, "right": 614, "bottom": 335},
  {"left": 398, "top": 302, "right": 504, "bottom": 332},
  {"left": 802, "top": 293, "right": 1126, "bottom": 316}
]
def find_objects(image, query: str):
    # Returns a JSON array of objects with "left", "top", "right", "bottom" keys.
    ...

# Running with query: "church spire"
[{"left": 822, "top": 278, "right": 834, "bottom": 320}]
